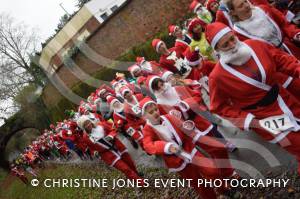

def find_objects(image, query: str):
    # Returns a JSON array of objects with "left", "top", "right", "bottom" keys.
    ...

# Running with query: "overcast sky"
[{"left": 0, "top": 0, "right": 79, "bottom": 42}]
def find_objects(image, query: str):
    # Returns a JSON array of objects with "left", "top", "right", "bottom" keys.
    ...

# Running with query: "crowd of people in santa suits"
[{"left": 9, "top": 0, "right": 300, "bottom": 198}]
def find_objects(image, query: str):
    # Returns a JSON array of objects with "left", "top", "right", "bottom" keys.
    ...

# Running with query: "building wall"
[{"left": 42, "top": 0, "right": 191, "bottom": 108}]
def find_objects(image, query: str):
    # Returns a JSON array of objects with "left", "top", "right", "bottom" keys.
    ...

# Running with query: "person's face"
[
  {"left": 155, "top": 81, "right": 165, "bottom": 93},
  {"left": 83, "top": 120, "right": 94, "bottom": 133},
  {"left": 124, "top": 91, "right": 133, "bottom": 101},
  {"left": 193, "top": 24, "right": 202, "bottom": 34},
  {"left": 174, "top": 28, "right": 183, "bottom": 38},
  {"left": 210, "top": 2, "right": 219, "bottom": 13},
  {"left": 113, "top": 101, "right": 124, "bottom": 112},
  {"left": 231, "top": 0, "right": 252, "bottom": 20},
  {"left": 216, "top": 32, "right": 238, "bottom": 52},
  {"left": 157, "top": 42, "right": 168, "bottom": 54},
  {"left": 144, "top": 103, "right": 161, "bottom": 124}
]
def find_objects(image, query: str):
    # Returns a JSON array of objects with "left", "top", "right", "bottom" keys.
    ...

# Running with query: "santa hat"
[
  {"left": 185, "top": 48, "right": 202, "bottom": 66},
  {"left": 76, "top": 115, "right": 90, "bottom": 130},
  {"left": 78, "top": 106, "right": 86, "bottom": 115},
  {"left": 160, "top": 71, "right": 174, "bottom": 82},
  {"left": 106, "top": 95, "right": 119, "bottom": 108},
  {"left": 146, "top": 75, "right": 161, "bottom": 94},
  {"left": 152, "top": 39, "right": 164, "bottom": 53},
  {"left": 189, "top": 0, "right": 202, "bottom": 13},
  {"left": 206, "top": 0, "right": 218, "bottom": 11},
  {"left": 168, "top": 25, "right": 179, "bottom": 36},
  {"left": 119, "top": 86, "right": 131, "bottom": 98},
  {"left": 110, "top": 79, "right": 118, "bottom": 88},
  {"left": 137, "top": 76, "right": 147, "bottom": 86},
  {"left": 128, "top": 64, "right": 141, "bottom": 77},
  {"left": 139, "top": 97, "right": 156, "bottom": 115},
  {"left": 136, "top": 57, "right": 146, "bottom": 66},
  {"left": 205, "top": 22, "right": 232, "bottom": 49},
  {"left": 188, "top": 18, "right": 206, "bottom": 33}
]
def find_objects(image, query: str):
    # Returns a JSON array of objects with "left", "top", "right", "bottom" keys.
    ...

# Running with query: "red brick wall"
[{"left": 42, "top": 0, "right": 192, "bottom": 108}]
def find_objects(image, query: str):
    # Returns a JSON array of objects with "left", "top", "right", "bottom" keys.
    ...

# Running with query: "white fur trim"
[
  {"left": 192, "top": 125, "right": 214, "bottom": 143},
  {"left": 121, "top": 88, "right": 130, "bottom": 97},
  {"left": 148, "top": 76, "right": 161, "bottom": 94},
  {"left": 282, "top": 77, "right": 293, "bottom": 88},
  {"left": 169, "top": 161, "right": 187, "bottom": 172},
  {"left": 193, "top": 3, "right": 201, "bottom": 13},
  {"left": 164, "top": 142, "right": 175, "bottom": 154},
  {"left": 244, "top": 113, "right": 255, "bottom": 131},
  {"left": 142, "top": 101, "right": 156, "bottom": 115},
  {"left": 189, "top": 59, "right": 201, "bottom": 66},
  {"left": 211, "top": 27, "right": 231, "bottom": 49},
  {"left": 156, "top": 41, "right": 163, "bottom": 52},
  {"left": 161, "top": 71, "right": 173, "bottom": 81}
]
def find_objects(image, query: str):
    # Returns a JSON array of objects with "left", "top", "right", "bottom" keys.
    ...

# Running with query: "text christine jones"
[{"left": 32, "top": 178, "right": 290, "bottom": 189}]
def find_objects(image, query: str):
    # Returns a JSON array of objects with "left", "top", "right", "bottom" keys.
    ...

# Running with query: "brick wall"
[{"left": 42, "top": 0, "right": 191, "bottom": 108}]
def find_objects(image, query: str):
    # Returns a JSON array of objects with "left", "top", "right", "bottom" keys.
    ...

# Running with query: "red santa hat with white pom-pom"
[
  {"left": 205, "top": 22, "right": 232, "bottom": 49},
  {"left": 139, "top": 97, "right": 156, "bottom": 116}
]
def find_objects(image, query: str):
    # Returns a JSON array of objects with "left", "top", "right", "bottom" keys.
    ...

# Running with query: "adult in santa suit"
[
  {"left": 168, "top": 25, "right": 192, "bottom": 56},
  {"left": 189, "top": 0, "right": 214, "bottom": 24},
  {"left": 106, "top": 95, "right": 144, "bottom": 149},
  {"left": 140, "top": 98, "right": 237, "bottom": 199},
  {"left": 206, "top": 0, "right": 220, "bottom": 22},
  {"left": 216, "top": 0, "right": 270, "bottom": 28},
  {"left": 146, "top": 75, "right": 237, "bottom": 152},
  {"left": 220, "top": 0, "right": 300, "bottom": 59},
  {"left": 152, "top": 38, "right": 201, "bottom": 80},
  {"left": 206, "top": 22, "right": 300, "bottom": 174},
  {"left": 76, "top": 115, "right": 142, "bottom": 181}
]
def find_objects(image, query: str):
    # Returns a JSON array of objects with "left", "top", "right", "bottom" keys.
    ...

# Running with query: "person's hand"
[{"left": 169, "top": 144, "right": 180, "bottom": 154}]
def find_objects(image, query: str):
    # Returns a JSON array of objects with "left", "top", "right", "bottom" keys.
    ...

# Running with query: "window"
[
  {"left": 100, "top": 13, "right": 108, "bottom": 21},
  {"left": 111, "top": 5, "right": 118, "bottom": 12}
]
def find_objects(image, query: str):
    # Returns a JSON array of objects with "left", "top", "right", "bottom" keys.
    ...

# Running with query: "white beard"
[
  {"left": 219, "top": 41, "right": 252, "bottom": 66},
  {"left": 155, "top": 83, "right": 181, "bottom": 106},
  {"left": 90, "top": 126, "right": 105, "bottom": 142}
]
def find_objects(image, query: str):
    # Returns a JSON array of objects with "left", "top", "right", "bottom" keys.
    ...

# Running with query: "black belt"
[{"left": 242, "top": 84, "right": 279, "bottom": 110}]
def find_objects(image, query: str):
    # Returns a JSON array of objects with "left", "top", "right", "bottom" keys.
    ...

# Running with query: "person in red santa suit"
[
  {"left": 136, "top": 56, "right": 165, "bottom": 76},
  {"left": 168, "top": 25, "right": 192, "bottom": 56},
  {"left": 106, "top": 95, "right": 144, "bottom": 149},
  {"left": 152, "top": 38, "right": 203, "bottom": 80},
  {"left": 216, "top": 0, "right": 270, "bottom": 28},
  {"left": 206, "top": 22, "right": 300, "bottom": 174},
  {"left": 146, "top": 75, "right": 237, "bottom": 152},
  {"left": 140, "top": 98, "right": 238, "bottom": 199},
  {"left": 206, "top": 0, "right": 220, "bottom": 22},
  {"left": 220, "top": 0, "right": 300, "bottom": 59},
  {"left": 120, "top": 86, "right": 146, "bottom": 133},
  {"left": 76, "top": 115, "right": 143, "bottom": 181}
]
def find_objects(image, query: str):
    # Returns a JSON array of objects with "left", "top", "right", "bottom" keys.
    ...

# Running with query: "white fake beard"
[
  {"left": 155, "top": 83, "right": 181, "bottom": 106},
  {"left": 219, "top": 41, "right": 252, "bottom": 66}
]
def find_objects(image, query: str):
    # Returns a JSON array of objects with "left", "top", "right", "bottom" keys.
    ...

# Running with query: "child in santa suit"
[
  {"left": 76, "top": 115, "right": 143, "bottom": 181},
  {"left": 107, "top": 95, "right": 144, "bottom": 149},
  {"left": 120, "top": 86, "right": 146, "bottom": 133},
  {"left": 168, "top": 25, "right": 192, "bottom": 56},
  {"left": 140, "top": 98, "right": 238, "bottom": 199}
]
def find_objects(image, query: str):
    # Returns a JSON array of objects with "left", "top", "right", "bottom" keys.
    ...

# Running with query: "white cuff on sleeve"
[
  {"left": 164, "top": 142, "right": 175, "bottom": 154},
  {"left": 244, "top": 113, "right": 255, "bottom": 131}
]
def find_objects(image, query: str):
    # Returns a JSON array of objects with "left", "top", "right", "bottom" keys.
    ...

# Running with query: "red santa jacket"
[
  {"left": 124, "top": 94, "right": 145, "bottom": 131},
  {"left": 232, "top": 5, "right": 300, "bottom": 59},
  {"left": 83, "top": 122, "right": 127, "bottom": 166},
  {"left": 209, "top": 39, "right": 300, "bottom": 143},
  {"left": 159, "top": 47, "right": 183, "bottom": 73},
  {"left": 143, "top": 114, "right": 213, "bottom": 172}
]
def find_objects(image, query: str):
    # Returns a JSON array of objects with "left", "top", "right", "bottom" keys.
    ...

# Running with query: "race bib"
[
  {"left": 259, "top": 115, "right": 295, "bottom": 135},
  {"left": 126, "top": 127, "right": 135, "bottom": 136}
]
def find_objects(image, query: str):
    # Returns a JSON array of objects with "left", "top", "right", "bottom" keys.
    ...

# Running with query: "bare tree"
[{"left": 0, "top": 14, "right": 46, "bottom": 123}]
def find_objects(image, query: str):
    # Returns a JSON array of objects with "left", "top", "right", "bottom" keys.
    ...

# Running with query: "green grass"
[{"left": 0, "top": 163, "right": 197, "bottom": 199}]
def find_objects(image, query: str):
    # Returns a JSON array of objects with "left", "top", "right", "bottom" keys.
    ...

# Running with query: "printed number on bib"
[{"left": 259, "top": 115, "right": 294, "bottom": 135}]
